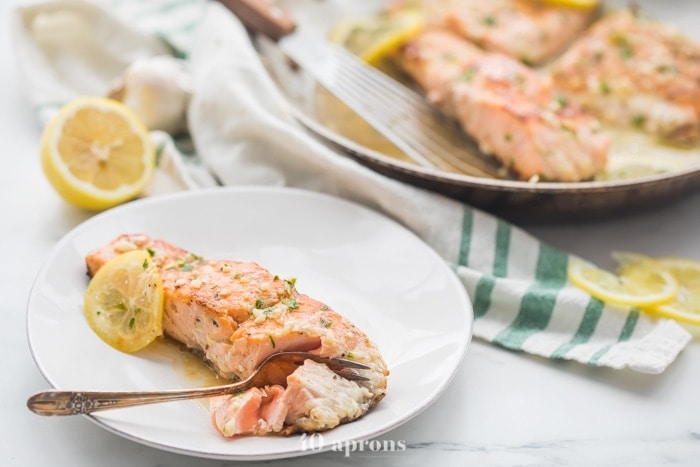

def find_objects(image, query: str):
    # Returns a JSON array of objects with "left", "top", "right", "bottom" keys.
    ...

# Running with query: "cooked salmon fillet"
[
  {"left": 388, "top": 0, "right": 597, "bottom": 65},
  {"left": 85, "top": 233, "right": 388, "bottom": 436},
  {"left": 398, "top": 29, "right": 609, "bottom": 181},
  {"left": 550, "top": 8, "right": 700, "bottom": 144}
]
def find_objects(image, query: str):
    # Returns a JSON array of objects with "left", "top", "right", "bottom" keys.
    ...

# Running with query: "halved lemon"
[
  {"left": 329, "top": 10, "right": 424, "bottom": 65},
  {"left": 41, "top": 96, "right": 155, "bottom": 211},
  {"left": 568, "top": 257, "right": 678, "bottom": 307},
  {"left": 84, "top": 249, "right": 164, "bottom": 353}
]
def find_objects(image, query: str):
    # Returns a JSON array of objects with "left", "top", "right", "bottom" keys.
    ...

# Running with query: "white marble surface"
[{"left": 3, "top": 2, "right": 700, "bottom": 466}]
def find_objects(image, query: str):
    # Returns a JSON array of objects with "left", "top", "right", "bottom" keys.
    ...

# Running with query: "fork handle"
[
  {"left": 218, "top": 0, "right": 296, "bottom": 41},
  {"left": 27, "top": 382, "right": 247, "bottom": 416}
]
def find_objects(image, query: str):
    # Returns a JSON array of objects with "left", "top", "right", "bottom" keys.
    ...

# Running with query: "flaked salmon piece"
[
  {"left": 399, "top": 29, "right": 609, "bottom": 181},
  {"left": 85, "top": 233, "right": 389, "bottom": 436},
  {"left": 387, "top": 0, "right": 597, "bottom": 65},
  {"left": 209, "top": 360, "right": 375, "bottom": 436},
  {"left": 210, "top": 385, "right": 288, "bottom": 436},
  {"left": 550, "top": 8, "right": 700, "bottom": 144}
]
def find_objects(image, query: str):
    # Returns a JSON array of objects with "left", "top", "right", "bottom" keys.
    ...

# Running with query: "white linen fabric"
[{"left": 12, "top": 0, "right": 691, "bottom": 373}]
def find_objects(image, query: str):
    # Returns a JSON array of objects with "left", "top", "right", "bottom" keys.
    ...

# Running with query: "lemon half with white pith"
[{"left": 41, "top": 96, "right": 155, "bottom": 211}]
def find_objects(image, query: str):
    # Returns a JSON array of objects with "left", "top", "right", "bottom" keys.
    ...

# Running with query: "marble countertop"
[{"left": 3, "top": 1, "right": 700, "bottom": 466}]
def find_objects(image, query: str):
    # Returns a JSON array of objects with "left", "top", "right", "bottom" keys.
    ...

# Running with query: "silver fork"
[
  {"left": 218, "top": 0, "right": 504, "bottom": 179},
  {"left": 27, "top": 351, "right": 369, "bottom": 416}
]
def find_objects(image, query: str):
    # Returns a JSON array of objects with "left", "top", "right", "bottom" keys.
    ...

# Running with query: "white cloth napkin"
[{"left": 12, "top": 0, "right": 692, "bottom": 374}]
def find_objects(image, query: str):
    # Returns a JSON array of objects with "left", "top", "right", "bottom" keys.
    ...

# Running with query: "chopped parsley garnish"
[
  {"left": 128, "top": 317, "right": 135, "bottom": 329},
  {"left": 554, "top": 94, "right": 568, "bottom": 109},
  {"left": 255, "top": 299, "right": 264, "bottom": 309},
  {"left": 631, "top": 115, "right": 646, "bottom": 129},
  {"left": 320, "top": 317, "right": 332, "bottom": 328},
  {"left": 284, "top": 277, "right": 297, "bottom": 295},
  {"left": 268, "top": 335, "right": 276, "bottom": 348},
  {"left": 142, "top": 258, "right": 149, "bottom": 270},
  {"left": 461, "top": 69, "right": 475, "bottom": 81},
  {"left": 519, "top": 56, "right": 534, "bottom": 67},
  {"left": 145, "top": 247, "right": 155, "bottom": 257},
  {"left": 610, "top": 33, "right": 634, "bottom": 59},
  {"left": 282, "top": 297, "right": 299, "bottom": 310},
  {"left": 483, "top": 15, "right": 497, "bottom": 26}
]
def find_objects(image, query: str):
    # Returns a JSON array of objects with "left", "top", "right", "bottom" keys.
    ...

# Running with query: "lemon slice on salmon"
[
  {"left": 329, "top": 10, "right": 424, "bottom": 65},
  {"left": 41, "top": 96, "right": 155, "bottom": 211},
  {"left": 84, "top": 249, "right": 164, "bottom": 353},
  {"left": 537, "top": 0, "right": 600, "bottom": 9},
  {"left": 568, "top": 257, "right": 678, "bottom": 307}
]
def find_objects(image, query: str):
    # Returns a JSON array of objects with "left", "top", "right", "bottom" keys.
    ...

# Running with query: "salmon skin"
[
  {"left": 398, "top": 29, "right": 609, "bottom": 182},
  {"left": 85, "top": 233, "right": 389, "bottom": 436},
  {"left": 550, "top": 8, "right": 700, "bottom": 144}
]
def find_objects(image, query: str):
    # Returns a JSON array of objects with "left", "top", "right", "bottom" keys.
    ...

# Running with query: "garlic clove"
[{"left": 108, "top": 55, "right": 192, "bottom": 134}]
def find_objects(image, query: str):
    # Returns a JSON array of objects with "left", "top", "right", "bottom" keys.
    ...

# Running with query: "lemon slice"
[
  {"left": 568, "top": 257, "right": 678, "bottom": 307},
  {"left": 643, "top": 257, "right": 700, "bottom": 325},
  {"left": 538, "top": 0, "right": 600, "bottom": 9},
  {"left": 41, "top": 96, "right": 155, "bottom": 211},
  {"left": 329, "top": 10, "right": 424, "bottom": 65},
  {"left": 84, "top": 249, "right": 164, "bottom": 353}
]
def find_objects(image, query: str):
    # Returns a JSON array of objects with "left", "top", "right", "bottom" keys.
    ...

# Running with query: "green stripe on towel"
[
  {"left": 458, "top": 206, "right": 473, "bottom": 266},
  {"left": 588, "top": 309, "right": 640, "bottom": 365},
  {"left": 550, "top": 298, "right": 605, "bottom": 359},
  {"left": 493, "top": 221, "right": 511, "bottom": 278},
  {"left": 492, "top": 244, "right": 568, "bottom": 349}
]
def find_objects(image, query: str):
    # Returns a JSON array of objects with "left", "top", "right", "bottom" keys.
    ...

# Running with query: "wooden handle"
[{"left": 218, "top": 0, "right": 297, "bottom": 41}]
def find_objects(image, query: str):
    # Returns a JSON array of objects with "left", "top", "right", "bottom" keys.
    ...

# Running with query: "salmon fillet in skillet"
[
  {"left": 550, "top": 8, "right": 700, "bottom": 144},
  {"left": 398, "top": 29, "right": 609, "bottom": 181},
  {"left": 85, "top": 233, "right": 389, "bottom": 437},
  {"left": 388, "top": 0, "right": 597, "bottom": 65}
]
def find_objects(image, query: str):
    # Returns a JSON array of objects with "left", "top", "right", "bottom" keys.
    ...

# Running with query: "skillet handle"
[{"left": 217, "top": 0, "right": 297, "bottom": 41}]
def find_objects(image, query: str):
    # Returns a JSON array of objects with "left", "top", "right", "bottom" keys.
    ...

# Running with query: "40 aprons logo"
[{"left": 300, "top": 433, "right": 407, "bottom": 457}]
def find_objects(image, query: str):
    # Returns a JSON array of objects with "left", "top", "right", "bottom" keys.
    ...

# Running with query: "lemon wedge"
[
  {"left": 84, "top": 249, "right": 164, "bottom": 353},
  {"left": 568, "top": 257, "right": 678, "bottom": 307},
  {"left": 329, "top": 10, "right": 424, "bottom": 65},
  {"left": 41, "top": 96, "right": 155, "bottom": 211}
]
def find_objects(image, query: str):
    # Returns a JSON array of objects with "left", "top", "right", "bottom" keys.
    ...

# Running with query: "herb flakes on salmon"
[
  {"left": 550, "top": 7, "right": 700, "bottom": 144},
  {"left": 398, "top": 29, "right": 609, "bottom": 181},
  {"left": 85, "top": 233, "right": 388, "bottom": 437}
]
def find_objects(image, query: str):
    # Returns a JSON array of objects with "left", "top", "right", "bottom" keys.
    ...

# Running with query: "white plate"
[{"left": 27, "top": 187, "right": 473, "bottom": 461}]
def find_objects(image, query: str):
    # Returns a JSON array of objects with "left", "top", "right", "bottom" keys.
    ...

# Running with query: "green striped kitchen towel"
[{"left": 13, "top": 0, "right": 692, "bottom": 373}]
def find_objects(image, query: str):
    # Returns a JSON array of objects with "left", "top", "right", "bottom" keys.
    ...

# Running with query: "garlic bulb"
[{"left": 108, "top": 55, "right": 192, "bottom": 134}]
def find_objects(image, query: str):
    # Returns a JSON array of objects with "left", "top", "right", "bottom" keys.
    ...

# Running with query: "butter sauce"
[{"left": 314, "top": 84, "right": 700, "bottom": 181}]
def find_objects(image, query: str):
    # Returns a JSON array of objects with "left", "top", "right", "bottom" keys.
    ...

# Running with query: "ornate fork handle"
[
  {"left": 27, "top": 382, "right": 248, "bottom": 416},
  {"left": 27, "top": 351, "right": 370, "bottom": 416}
]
